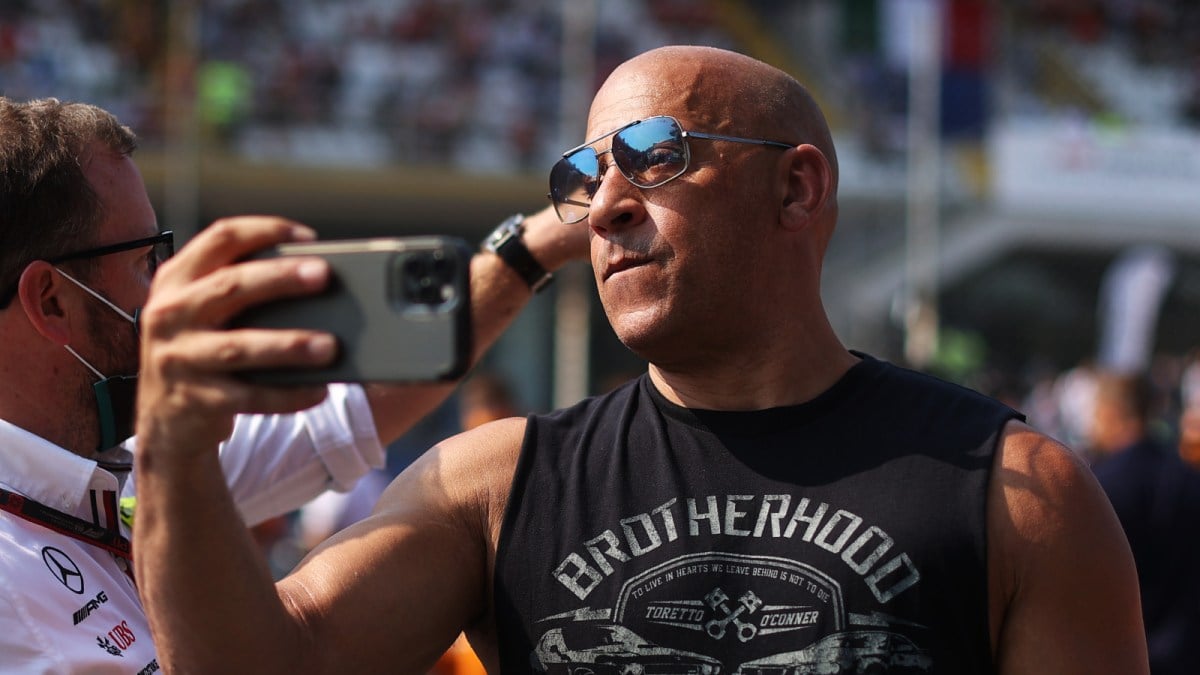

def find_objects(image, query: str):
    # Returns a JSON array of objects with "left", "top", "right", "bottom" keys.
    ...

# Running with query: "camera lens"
[{"left": 400, "top": 250, "right": 457, "bottom": 306}]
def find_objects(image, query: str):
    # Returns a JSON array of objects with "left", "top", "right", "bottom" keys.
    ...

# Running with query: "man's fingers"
[
  {"left": 143, "top": 254, "right": 331, "bottom": 337},
  {"left": 154, "top": 216, "right": 316, "bottom": 285},
  {"left": 135, "top": 216, "right": 337, "bottom": 452},
  {"left": 144, "top": 327, "right": 337, "bottom": 377},
  {"left": 139, "top": 373, "right": 329, "bottom": 422},
  {"left": 144, "top": 215, "right": 330, "bottom": 335}
]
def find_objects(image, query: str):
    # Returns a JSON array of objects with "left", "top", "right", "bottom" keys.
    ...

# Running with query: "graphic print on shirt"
[
  {"left": 96, "top": 620, "right": 137, "bottom": 657},
  {"left": 73, "top": 589, "right": 110, "bottom": 625},
  {"left": 531, "top": 494, "right": 934, "bottom": 674},
  {"left": 43, "top": 545, "right": 85, "bottom": 593},
  {"left": 97, "top": 634, "right": 124, "bottom": 657}
]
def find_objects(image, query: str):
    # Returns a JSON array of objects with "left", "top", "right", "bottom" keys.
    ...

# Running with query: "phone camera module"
[{"left": 399, "top": 251, "right": 458, "bottom": 307}]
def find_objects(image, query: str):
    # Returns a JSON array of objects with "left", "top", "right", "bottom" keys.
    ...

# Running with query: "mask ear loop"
[
  {"left": 57, "top": 266, "right": 139, "bottom": 379},
  {"left": 64, "top": 344, "right": 106, "bottom": 381},
  {"left": 54, "top": 267, "right": 137, "bottom": 324}
]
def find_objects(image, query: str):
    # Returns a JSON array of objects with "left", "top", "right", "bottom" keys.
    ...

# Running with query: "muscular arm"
[
  {"left": 133, "top": 215, "right": 527, "bottom": 672},
  {"left": 366, "top": 206, "right": 586, "bottom": 445},
  {"left": 988, "top": 421, "right": 1148, "bottom": 674},
  {"left": 274, "top": 418, "right": 522, "bottom": 673},
  {"left": 138, "top": 413, "right": 522, "bottom": 673}
]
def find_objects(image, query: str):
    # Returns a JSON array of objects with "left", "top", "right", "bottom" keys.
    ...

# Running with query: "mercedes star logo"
[{"left": 42, "top": 546, "right": 85, "bottom": 594}]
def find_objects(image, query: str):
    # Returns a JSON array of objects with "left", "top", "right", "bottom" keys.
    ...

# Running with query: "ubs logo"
[{"left": 42, "top": 546, "right": 85, "bottom": 594}]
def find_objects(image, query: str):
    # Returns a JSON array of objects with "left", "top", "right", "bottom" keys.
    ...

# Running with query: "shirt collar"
[{"left": 0, "top": 417, "right": 131, "bottom": 519}]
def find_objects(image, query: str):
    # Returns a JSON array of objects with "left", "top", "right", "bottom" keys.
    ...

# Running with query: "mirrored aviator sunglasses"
[{"left": 548, "top": 115, "right": 794, "bottom": 224}]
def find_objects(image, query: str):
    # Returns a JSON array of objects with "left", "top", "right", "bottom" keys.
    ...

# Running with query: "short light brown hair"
[{"left": 0, "top": 97, "right": 138, "bottom": 307}]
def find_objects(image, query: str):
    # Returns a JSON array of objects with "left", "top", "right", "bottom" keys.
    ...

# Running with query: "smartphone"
[{"left": 230, "top": 236, "right": 473, "bottom": 384}]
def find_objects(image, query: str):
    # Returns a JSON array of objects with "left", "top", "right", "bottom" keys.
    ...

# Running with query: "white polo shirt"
[{"left": 0, "top": 383, "right": 383, "bottom": 674}]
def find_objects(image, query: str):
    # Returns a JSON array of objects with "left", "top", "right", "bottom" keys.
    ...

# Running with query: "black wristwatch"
[{"left": 482, "top": 214, "right": 553, "bottom": 293}]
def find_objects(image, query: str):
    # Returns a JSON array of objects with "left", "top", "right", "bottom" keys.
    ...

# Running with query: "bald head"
[{"left": 593, "top": 46, "right": 838, "bottom": 188}]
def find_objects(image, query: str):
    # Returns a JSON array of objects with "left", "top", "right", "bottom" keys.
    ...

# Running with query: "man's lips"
[{"left": 602, "top": 255, "right": 652, "bottom": 280}]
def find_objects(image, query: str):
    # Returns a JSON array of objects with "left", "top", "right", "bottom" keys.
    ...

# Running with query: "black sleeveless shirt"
[{"left": 494, "top": 354, "right": 1021, "bottom": 674}]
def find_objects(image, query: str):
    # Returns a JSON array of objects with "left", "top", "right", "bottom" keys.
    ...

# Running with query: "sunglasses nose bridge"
[
  {"left": 587, "top": 161, "right": 655, "bottom": 232},
  {"left": 581, "top": 147, "right": 632, "bottom": 202}
]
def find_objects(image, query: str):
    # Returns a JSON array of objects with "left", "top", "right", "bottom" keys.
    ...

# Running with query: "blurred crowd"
[
  {"left": 4, "top": 1, "right": 1198, "bottom": 175},
  {"left": 1008, "top": 0, "right": 1200, "bottom": 126},
  {"left": 1020, "top": 351, "right": 1200, "bottom": 463},
  {"left": 1020, "top": 351, "right": 1200, "bottom": 672},
  {"left": 0, "top": 0, "right": 734, "bottom": 170},
  {"left": 1014, "top": 0, "right": 1200, "bottom": 66}
]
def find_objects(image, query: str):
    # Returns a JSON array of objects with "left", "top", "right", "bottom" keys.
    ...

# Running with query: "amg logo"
[{"left": 73, "top": 590, "right": 109, "bottom": 625}]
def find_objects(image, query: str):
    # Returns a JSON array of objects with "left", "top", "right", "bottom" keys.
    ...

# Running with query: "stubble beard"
[{"left": 66, "top": 298, "right": 139, "bottom": 455}]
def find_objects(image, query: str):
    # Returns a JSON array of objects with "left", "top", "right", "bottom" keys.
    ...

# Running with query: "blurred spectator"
[
  {"left": 430, "top": 634, "right": 486, "bottom": 675},
  {"left": 1088, "top": 370, "right": 1200, "bottom": 675},
  {"left": 1179, "top": 352, "right": 1200, "bottom": 468},
  {"left": 0, "top": 0, "right": 748, "bottom": 171},
  {"left": 198, "top": 59, "right": 252, "bottom": 142},
  {"left": 1181, "top": 399, "right": 1200, "bottom": 470},
  {"left": 1055, "top": 359, "right": 1100, "bottom": 455},
  {"left": 458, "top": 370, "right": 521, "bottom": 431}
]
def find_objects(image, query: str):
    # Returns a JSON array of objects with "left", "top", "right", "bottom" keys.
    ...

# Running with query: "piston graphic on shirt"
[{"left": 533, "top": 494, "right": 936, "bottom": 673}]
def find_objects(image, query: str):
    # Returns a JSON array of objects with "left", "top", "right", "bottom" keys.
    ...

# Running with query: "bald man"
[{"left": 134, "top": 46, "right": 1146, "bottom": 674}]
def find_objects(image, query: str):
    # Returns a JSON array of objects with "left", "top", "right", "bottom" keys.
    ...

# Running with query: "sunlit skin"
[
  {"left": 4, "top": 143, "right": 158, "bottom": 456},
  {"left": 584, "top": 47, "right": 854, "bottom": 410},
  {"left": 131, "top": 46, "right": 1147, "bottom": 675},
  {"left": 1179, "top": 405, "right": 1200, "bottom": 468}
]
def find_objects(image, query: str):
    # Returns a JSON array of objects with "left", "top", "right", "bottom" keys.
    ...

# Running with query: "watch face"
[
  {"left": 485, "top": 216, "right": 551, "bottom": 292},
  {"left": 486, "top": 216, "right": 523, "bottom": 252}
]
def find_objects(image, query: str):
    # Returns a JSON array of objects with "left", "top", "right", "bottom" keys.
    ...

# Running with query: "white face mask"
[{"left": 56, "top": 267, "right": 140, "bottom": 451}]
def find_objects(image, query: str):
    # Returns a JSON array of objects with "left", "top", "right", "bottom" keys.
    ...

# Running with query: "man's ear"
[
  {"left": 779, "top": 144, "right": 833, "bottom": 231},
  {"left": 17, "top": 261, "right": 73, "bottom": 345}
]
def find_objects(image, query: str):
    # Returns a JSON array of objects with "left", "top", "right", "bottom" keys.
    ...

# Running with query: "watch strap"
[{"left": 483, "top": 214, "right": 553, "bottom": 293}]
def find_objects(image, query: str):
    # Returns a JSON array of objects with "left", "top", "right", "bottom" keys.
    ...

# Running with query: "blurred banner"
[
  {"left": 1097, "top": 245, "right": 1176, "bottom": 375},
  {"left": 992, "top": 120, "right": 1200, "bottom": 223}
]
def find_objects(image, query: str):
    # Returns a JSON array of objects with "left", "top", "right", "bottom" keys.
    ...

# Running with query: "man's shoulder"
[
  {"left": 401, "top": 416, "right": 528, "bottom": 507},
  {"left": 986, "top": 420, "right": 1148, "bottom": 671},
  {"left": 989, "top": 421, "right": 1115, "bottom": 556},
  {"left": 862, "top": 354, "right": 1014, "bottom": 409},
  {"left": 846, "top": 355, "right": 1022, "bottom": 454}
]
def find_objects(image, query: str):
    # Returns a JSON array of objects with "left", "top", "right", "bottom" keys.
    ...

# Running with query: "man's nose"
[{"left": 587, "top": 163, "right": 646, "bottom": 234}]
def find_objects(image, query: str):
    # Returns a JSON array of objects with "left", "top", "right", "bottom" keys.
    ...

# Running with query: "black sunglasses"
[
  {"left": 548, "top": 115, "right": 794, "bottom": 224},
  {"left": 0, "top": 230, "right": 174, "bottom": 308}
]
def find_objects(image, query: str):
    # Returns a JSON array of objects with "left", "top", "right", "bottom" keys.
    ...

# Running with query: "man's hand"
[{"left": 136, "top": 216, "right": 338, "bottom": 455}]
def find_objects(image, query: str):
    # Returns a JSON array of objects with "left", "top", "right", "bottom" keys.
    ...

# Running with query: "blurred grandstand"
[{"left": 3, "top": 0, "right": 1200, "bottom": 411}]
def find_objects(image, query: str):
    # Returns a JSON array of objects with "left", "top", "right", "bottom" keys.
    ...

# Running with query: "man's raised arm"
[{"left": 133, "top": 212, "right": 579, "bottom": 672}]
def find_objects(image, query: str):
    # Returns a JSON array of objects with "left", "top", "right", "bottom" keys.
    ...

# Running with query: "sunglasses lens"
[
  {"left": 550, "top": 150, "right": 599, "bottom": 224},
  {"left": 612, "top": 116, "right": 688, "bottom": 188},
  {"left": 548, "top": 117, "right": 691, "bottom": 223}
]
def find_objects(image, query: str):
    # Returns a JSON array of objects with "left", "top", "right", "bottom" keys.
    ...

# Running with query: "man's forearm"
[
  {"left": 134, "top": 444, "right": 306, "bottom": 672},
  {"left": 132, "top": 217, "right": 352, "bottom": 672}
]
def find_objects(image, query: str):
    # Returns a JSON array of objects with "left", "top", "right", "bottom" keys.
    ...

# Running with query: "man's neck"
[
  {"left": 648, "top": 347, "right": 860, "bottom": 411},
  {"left": 0, "top": 391, "right": 96, "bottom": 458}
]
